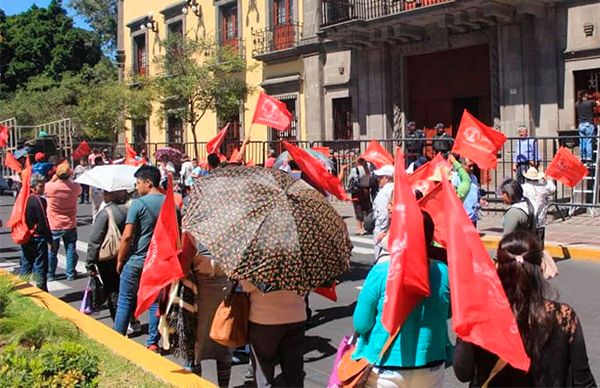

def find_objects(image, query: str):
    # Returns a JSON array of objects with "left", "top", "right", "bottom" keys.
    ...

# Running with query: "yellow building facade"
[{"left": 121, "top": 0, "right": 306, "bottom": 160}]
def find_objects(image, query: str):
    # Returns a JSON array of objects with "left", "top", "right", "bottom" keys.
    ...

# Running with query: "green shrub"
[
  {"left": 0, "top": 341, "right": 99, "bottom": 387},
  {"left": 0, "top": 275, "right": 14, "bottom": 317}
]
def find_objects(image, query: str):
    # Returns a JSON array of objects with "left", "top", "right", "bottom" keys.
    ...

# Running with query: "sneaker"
[
  {"left": 147, "top": 344, "right": 160, "bottom": 353},
  {"left": 244, "top": 364, "right": 255, "bottom": 380},
  {"left": 127, "top": 320, "right": 142, "bottom": 335}
]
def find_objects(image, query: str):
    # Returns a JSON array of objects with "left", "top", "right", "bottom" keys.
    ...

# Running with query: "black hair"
[
  {"left": 207, "top": 153, "right": 220, "bottom": 169},
  {"left": 134, "top": 165, "right": 161, "bottom": 188},
  {"left": 497, "top": 232, "right": 555, "bottom": 368},
  {"left": 422, "top": 210, "right": 434, "bottom": 247},
  {"left": 94, "top": 156, "right": 104, "bottom": 165},
  {"left": 500, "top": 178, "right": 524, "bottom": 203}
]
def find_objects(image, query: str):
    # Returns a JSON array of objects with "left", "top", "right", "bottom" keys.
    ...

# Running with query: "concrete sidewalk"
[{"left": 333, "top": 201, "right": 600, "bottom": 262}]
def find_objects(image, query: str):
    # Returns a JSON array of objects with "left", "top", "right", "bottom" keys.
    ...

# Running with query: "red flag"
[
  {"left": 229, "top": 148, "right": 240, "bottom": 163},
  {"left": 72, "top": 140, "right": 91, "bottom": 160},
  {"left": 4, "top": 152, "right": 23, "bottom": 173},
  {"left": 452, "top": 110, "right": 506, "bottom": 169},
  {"left": 135, "top": 174, "right": 184, "bottom": 318},
  {"left": 0, "top": 125, "right": 8, "bottom": 148},
  {"left": 382, "top": 148, "right": 430, "bottom": 333},
  {"left": 125, "top": 137, "right": 137, "bottom": 159},
  {"left": 440, "top": 176, "right": 530, "bottom": 371},
  {"left": 283, "top": 141, "right": 349, "bottom": 201},
  {"left": 8, "top": 160, "right": 32, "bottom": 244},
  {"left": 545, "top": 147, "right": 588, "bottom": 188},
  {"left": 360, "top": 140, "right": 394, "bottom": 168},
  {"left": 246, "top": 159, "right": 255, "bottom": 167},
  {"left": 207, "top": 123, "right": 230, "bottom": 154},
  {"left": 418, "top": 183, "right": 447, "bottom": 247},
  {"left": 252, "top": 92, "right": 292, "bottom": 131},
  {"left": 408, "top": 153, "right": 452, "bottom": 197},
  {"left": 315, "top": 284, "right": 337, "bottom": 302}
]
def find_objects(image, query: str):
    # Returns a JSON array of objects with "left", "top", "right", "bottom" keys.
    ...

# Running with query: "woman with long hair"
[{"left": 453, "top": 232, "right": 596, "bottom": 387}]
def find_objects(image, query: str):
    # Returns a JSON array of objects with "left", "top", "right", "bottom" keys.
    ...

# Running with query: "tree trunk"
[{"left": 191, "top": 123, "right": 199, "bottom": 160}]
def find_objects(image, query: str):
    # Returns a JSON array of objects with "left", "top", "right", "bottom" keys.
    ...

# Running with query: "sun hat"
[
  {"left": 373, "top": 165, "right": 395, "bottom": 177},
  {"left": 523, "top": 166, "right": 545, "bottom": 181}
]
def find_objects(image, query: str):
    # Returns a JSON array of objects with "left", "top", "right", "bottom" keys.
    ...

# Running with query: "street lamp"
[
  {"left": 182, "top": 0, "right": 202, "bottom": 18},
  {"left": 140, "top": 12, "right": 158, "bottom": 33}
]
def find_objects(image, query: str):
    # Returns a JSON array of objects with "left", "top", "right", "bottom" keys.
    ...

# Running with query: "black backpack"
[{"left": 347, "top": 167, "right": 362, "bottom": 195}]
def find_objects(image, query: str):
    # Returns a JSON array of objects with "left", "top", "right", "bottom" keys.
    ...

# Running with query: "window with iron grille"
[
  {"left": 133, "top": 34, "right": 147, "bottom": 75},
  {"left": 220, "top": 2, "right": 239, "bottom": 50},
  {"left": 167, "top": 115, "right": 184, "bottom": 151},
  {"left": 270, "top": 94, "right": 298, "bottom": 141}
]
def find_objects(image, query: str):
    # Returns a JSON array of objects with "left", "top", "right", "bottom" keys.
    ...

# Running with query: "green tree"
[
  {"left": 0, "top": 0, "right": 102, "bottom": 96},
  {"left": 153, "top": 35, "right": 250, "bottom": 159},
  {"left": 68, "top": 0, "right": 117, "bottom": 50}
]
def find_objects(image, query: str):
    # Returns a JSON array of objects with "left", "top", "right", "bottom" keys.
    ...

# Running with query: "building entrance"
[{"left": 407, "top": 44, "right": 492, "bottom": 135}]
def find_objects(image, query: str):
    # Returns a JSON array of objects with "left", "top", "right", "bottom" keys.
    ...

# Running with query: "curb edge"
[{"left": 481, "top": 236, "right": 600, "bottom": 262}]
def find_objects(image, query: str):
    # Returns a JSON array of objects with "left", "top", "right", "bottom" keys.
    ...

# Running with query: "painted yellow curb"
[
  {"left": 7, "top": 273, "right": 214, "bottom": 388},
  {"left": 481, "top": 235, "right": 600, "bottom": 262}
]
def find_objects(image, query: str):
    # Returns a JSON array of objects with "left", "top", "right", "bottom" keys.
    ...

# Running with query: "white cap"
[{"left": 373, "top": 165, "right": 395, "bottom": 177}]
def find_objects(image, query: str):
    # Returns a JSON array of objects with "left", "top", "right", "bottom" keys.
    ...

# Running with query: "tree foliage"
[
  {"left": 68, "top": 0, "right": 117, "bottom": 50},
  {"left": 153, "top": 34, "right": 250, "bottom": 158},
  {"left": 0, "top": 0, "right": 102, "bottom": 97}
]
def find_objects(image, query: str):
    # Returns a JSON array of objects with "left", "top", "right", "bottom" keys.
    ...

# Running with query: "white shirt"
[
  {"left": 180, "top": 161, "right": 193, "bottom": 185},
  {"left": 372, "top": 182, "right": 394, "bottom": 242},
  {"left": 523, "top": 180, "right": 556, "bottom": 227}
]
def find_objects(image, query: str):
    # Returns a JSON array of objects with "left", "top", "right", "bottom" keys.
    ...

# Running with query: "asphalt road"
[{"left": 1, "top": 196, "right": 599, "bottom": 387}]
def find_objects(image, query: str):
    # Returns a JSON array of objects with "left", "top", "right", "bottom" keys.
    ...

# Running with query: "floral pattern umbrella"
[
  {"left": 154, "top": 147, "right": 183, "bottom": 163},
  {"left": 183, "top": 165, "right": 352, "bottom": 295}
]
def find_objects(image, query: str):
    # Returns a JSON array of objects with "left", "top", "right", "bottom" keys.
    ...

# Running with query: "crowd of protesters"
[{"left": 6, "top": 123, "right": 598, "bottom": 388}]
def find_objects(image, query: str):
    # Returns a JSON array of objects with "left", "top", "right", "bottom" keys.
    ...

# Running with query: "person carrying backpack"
[
  {"left": 499, "top": 178, "right": 536, "bottom": 236},
  {"left": 340, "top": 158, "right": 372, "bottom": 235},
  {"left": 86, "top": 190, "right": 129, "bottom": 321}
]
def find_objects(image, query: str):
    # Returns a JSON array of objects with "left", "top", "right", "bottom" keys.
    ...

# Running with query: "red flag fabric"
[
  {"left": 207, "top": 123, "right": 230, "bottom": 154},
  {"left": 0, "top": 124, "right": 8, "bottom": 148},
  {"left": 360, "top": 140, "right": 394, "bottom": 168},
  {"left": 382, "top": 148, "right": 430, "bottom": 333},
  {"left": 452, "top": 110, "right": 506, "bottom": 169},
  {"left": 229, "top": 148, "right": 240, "bottom": 163},
  {"left": 8, "top": 160, "right": 32, "bottom": 244},
  {"left": 315, "top": 284, "right": 337, "bottom": 302},
  {"left": 125, "top": 137, "right": 137, "bottom": 159},
  {"left": 417, "top": 183, "right": 447, "bottom": 247},
  {"left": 72, "top": 141, "right": 91, "bottom": 160},
  {"left": 135, "top": 174, "right": 184, "bottom": 318},
  {"left": 282, "top": 141, "right": 349, "bottom": 201},
  {"left": 252, "top": 92, "right": 293, "bottom": 131},
  {"left": 545, "top": 147, "right": 588, "bottom": 188},
  {"left": 440, "top": 176, "right": 530, "bottom": 371},
  {"left": 408, "top": 153, "right": 452, "bottom": 197},
  {"left": 4, "top": 152, "right": 23, "bottom": 173},
  {"left": 246, "top": 159, "right": 255, "bottom": 167}
]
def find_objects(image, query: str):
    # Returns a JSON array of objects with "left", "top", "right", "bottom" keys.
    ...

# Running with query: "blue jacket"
[{"left": 352, "top": 259, "right": 451, "bottom": 367}]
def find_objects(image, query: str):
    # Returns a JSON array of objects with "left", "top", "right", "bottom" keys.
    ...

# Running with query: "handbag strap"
[
  {"left": 375, "top": 327, "right": 401, "bottom": 364},
  {"left": 482, "top": 358, "right": 507, "bottom": 388}
]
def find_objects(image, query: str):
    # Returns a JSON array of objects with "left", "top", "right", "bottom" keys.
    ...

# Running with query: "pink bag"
[
  {"left": 79, "top": 277, "right": 93, "bottom": 315},
  {"left": 328, "top": 335, "right": 353, "bottom": 388}
]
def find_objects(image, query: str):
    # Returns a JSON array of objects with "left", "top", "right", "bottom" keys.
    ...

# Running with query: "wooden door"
[
  {"left": 333, "top": 97, "right": 353, "bottom": 140},
  {"left": 273, "top": 0, "right": 293, "bottom": 50}
]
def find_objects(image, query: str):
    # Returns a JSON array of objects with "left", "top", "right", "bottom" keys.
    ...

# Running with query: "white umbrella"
[{"left": 75, "top": 165, "right": 140, "bottom": 192}]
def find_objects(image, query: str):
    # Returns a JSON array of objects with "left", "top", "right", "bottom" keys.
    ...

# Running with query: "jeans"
[
  {"left": 80, "top": 184, "right": 89, "bottom": 203},
  {"left": 21, "top": 237, "right": 49, "bottom": 291},
  {"left": 49, "top": 228, "right": 79, "bottom": 279},
  {"left": 113, "top": 260, "right": 160, "bottom": 346},
  {"left": 579, "top": 122, "right": 595, "bottom": 161}
]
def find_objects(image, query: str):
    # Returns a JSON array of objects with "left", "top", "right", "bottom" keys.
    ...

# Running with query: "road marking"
[
  {"left": 77, "top": 241, "right": 89, "bottom": 252},
  {"left": 352, "top": 246, "right": 374, "bottom": 255},
  {"left": 48, "top": 280, "right": 71, "bottom": 292},
  {"left": 350, "top": 236, "right": 374, "bottom": 245}
]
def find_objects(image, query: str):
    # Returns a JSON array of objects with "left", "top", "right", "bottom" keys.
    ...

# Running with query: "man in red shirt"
[{"left": 45, "top": 163, "right": 82, "bottom": 281}]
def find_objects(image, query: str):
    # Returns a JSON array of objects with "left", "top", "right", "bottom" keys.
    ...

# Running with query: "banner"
[
  {"left": 545, "top": 147, "right": 588, "bottom": 188},
  {"left": 207, "top": 123, "right": 230, "bottom": 154},
  {"left": 360, "top": 140, "right": 394, "bottom": 168},
  {"left": 252, "top": 92, "right": 292, "bottom": 131},
  {"left": 452, "top": 110, "right": 506, "bottom": 169}
]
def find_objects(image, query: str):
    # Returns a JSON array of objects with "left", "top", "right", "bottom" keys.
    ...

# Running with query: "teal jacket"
[{"left": 352, "top": 259, "right": 451, "bottom": 367}]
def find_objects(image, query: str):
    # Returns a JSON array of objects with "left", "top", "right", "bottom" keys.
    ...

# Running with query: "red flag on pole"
[
  {"left": 252, "top": 92, "right": 292, "bottom": 131},
  {"left": 4, "top": 152, "right": 23, "bottom": 173},
  {"left": 408, "top": 153, "right": 452, "bottom": 197},
  {"left": 125, "top": 137, "right": 137, "bottom": 158},
  {"left": 452, "top": 110, "right": 506, "bottom": 169},
  {"left": 135, "top": 174, "right": 184, "bottom": 318},
  {"left": 0, "top": 124, "right": 8, "bottom": 148},
  {"left": 440, "top": 176, "right": 530, "bottom": 371},
  {"left": 382, "top": 148, "right": 430, "bottom": 333},
  {"left": 72, "top": 141, "right": 91, "bottom": 160},
  {"left": 360, "top": 140, "right": 394, "bottom": 168},
  {"left": 229, "top": 148, "right": 240, "bottom": 163},
  {"left": 417, "top": 183, "right": 448, "bottom": 247},
  {"left": 545, "top": 147, "right": 588, "bottom": 188},
  {"left": 207, "top": 123, "right": 230, "bottom": 154},
  {"left": 282, "top": 141, "right": 349, "bottom": 201}
]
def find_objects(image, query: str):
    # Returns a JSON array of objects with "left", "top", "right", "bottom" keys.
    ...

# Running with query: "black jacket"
[
  {"left": 25, "top": 195, "right": 52, "bottom": 242},
  {"left": 86, "top": 203, "right": 128, "bottom": 264}
]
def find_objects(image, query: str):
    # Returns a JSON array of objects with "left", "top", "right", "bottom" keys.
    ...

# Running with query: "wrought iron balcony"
[
  {"left": 252, "top": 22, "right": 303, "bottom": 62},
  {"left": 321, "top": 0, "right": 453, "bottom": 27}
]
